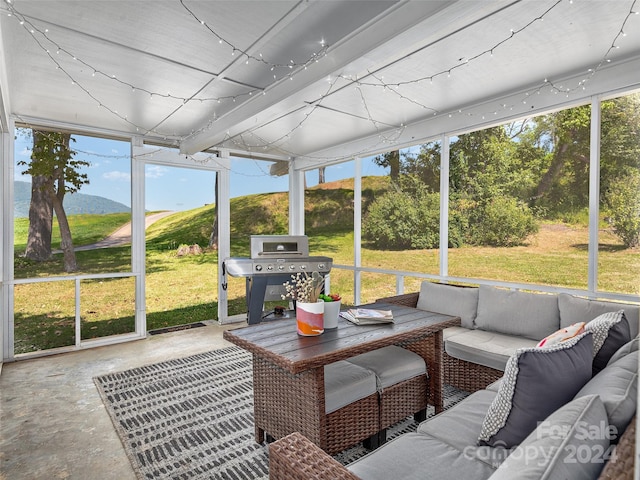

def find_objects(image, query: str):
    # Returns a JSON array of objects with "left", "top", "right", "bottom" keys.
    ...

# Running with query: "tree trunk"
[
  {"left": 50, "top": 191, "right": 77, "bottom": 272},
  {"left": 319, "top": 167, "right": 326, "bottom": 184},
  {"left": 24, "top": 174, "right": 53, "bottom": 261},
  {"left": 389, "top": 150, "right": 400, "bottom": 181},
  {"left": 209, "top": 172, "right": 219, "bottom": 249},
  {"left": 534, "top": 142, "right": 569, "bottom": 201}
]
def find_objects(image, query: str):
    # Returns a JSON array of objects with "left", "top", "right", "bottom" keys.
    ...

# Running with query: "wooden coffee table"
[{"left": 223, "top": 303, "right": 460, "bottom": 452}]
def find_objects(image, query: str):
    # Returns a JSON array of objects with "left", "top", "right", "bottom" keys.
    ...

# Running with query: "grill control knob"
[
  {"left": 278, "top": 265, "right": 285, "bottom": 271},
  {"left": 318, "top": 263, "right": 325, "bottom": 269},
  {"left": 289, "top": 264, "right": 296, "bottom": 270},
  {"left": 255, "top": 264, "right": 263, "bottom": 271},
  {"left": 267, "top": 265, "right": 274, "bottom": 271},
  {"left": 300, "top": 264, "right": 306, "bottom": 270}
]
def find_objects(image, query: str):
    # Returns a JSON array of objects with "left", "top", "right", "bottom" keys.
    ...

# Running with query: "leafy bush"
[
  {"left": 606, "top": 170, "right": 640, "bottom": 248},
  {"left": 363, "top": 189, "right": 440, "bottom": 249},
  {"left": 467, "top": 196, "right": 538, "bottom": 246}
]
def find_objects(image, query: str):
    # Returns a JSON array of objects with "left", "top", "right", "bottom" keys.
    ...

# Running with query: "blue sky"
[{"left": 14, "top": 130, "right": 386, "bottom": 211}]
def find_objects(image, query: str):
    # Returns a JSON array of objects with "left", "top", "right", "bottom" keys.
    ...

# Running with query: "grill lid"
[{"left": 250, "top": 235, "right": 309, "bottom": 258}]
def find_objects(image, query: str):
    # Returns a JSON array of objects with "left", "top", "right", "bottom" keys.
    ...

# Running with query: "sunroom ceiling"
[{"left": 2, "top": 0, "right": 640, "bottom": 165}]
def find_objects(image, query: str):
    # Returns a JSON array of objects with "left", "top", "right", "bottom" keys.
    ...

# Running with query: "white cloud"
[
  {"left": 145, "top": 165, "right": 168, "bottom": 179},
  {"left": 19, "top": 147, "right": 32, "bottom": 157},
  {"left": 103, "top": 171, "right": 131, "bottom": 182}
]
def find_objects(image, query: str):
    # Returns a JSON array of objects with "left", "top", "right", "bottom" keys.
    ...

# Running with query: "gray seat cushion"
[
  {"left": 575, "top": 349, "right": 638, "bottom": 437},
  {"left": 346, "top": 345, "right": 426, "bottom": 389},
  {"left": 558, "top": 293, "right": 639, "bottom": 338},
  {"left": 475, "top": 285, "right": 560, "bottom": 341},
  {"left": 324, "top": 360, "right": 377, "bottom": 414},
  {"left": 418, "top": 389, "right": 497, "bottom": 456},
  {"left": 416, "top": 282, "right": 479, "bottom": 328},
  {"left": 488, "top": 395, "right": 609, "bottom": 480},
  {"left": 445, "top": 328, "right": 538, "bottom": 371},
  {"left": 348, "top": 432, "right": 497, "bottom": 480}
]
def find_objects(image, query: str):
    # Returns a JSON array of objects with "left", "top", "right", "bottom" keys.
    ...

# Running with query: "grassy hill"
[{"left": 144, "top": 176, "right": 391, "bottom": 254}]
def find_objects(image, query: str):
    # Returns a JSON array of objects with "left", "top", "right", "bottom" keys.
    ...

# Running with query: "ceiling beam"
[
  {"left": 301, "top": 54, "right": 640, "bottom": 165},
  {"left": 179, "top": 0, "right": 457, "bottom": 154}
]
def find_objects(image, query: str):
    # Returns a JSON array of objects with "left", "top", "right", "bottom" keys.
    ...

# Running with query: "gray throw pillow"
[
  {"left": 478, "top": 332, "right": 593, "bottom": 448},
  {"left": 584, "top": 310, "right": 631, "bottom": 375},
  {"left": 607, "top": 336, "right": 639, "bottom": 366},
  {"left": 475, "top": 285, "right": 560, "bottom": 340},
  {"left": 416, "top": 282, "right": 478, "bottom": 329}
]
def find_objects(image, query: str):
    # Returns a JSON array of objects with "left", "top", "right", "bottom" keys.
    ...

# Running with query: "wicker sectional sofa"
[
  {"left": 268, "top": 284, "right": 639, "bottom": 480},
  {"left": 379, "top": 283, "right": 640, "bottom": 393}
]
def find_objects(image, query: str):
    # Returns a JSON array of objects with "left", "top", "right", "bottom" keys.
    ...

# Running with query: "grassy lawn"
[{"left": 11, "top": 185, "right": 640, "bottom": 354}]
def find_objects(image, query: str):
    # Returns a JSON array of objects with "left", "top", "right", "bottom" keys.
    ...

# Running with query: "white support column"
[
  {"left": 354, "top": 157, "right": 362, "bottom": 305},
  {"left": 1, "top": 118, "right": 15, "bottom": 362},
  {"left": 217, "top": 150, "right": 232, "bottom": 324},
  {"left": 588, "top": 97, "right": 602, "bottom": 294},
  {"left": 131, "top": 136, "right": 147, "bottom": 336},
  {"left": 289, "top": 159, "right": 305, "bottom": 235},
  {"left": 439, "top": 134, "right": 450, "bottom": 278}
]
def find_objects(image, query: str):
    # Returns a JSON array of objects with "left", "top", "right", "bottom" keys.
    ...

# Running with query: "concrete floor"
[{"left": 0, "top": 322, "right": 240, "bottom": 480}]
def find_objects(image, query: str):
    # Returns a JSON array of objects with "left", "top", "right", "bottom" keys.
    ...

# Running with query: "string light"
[{"left": 3, "top": 0, "right": 638, "bottom": 163}]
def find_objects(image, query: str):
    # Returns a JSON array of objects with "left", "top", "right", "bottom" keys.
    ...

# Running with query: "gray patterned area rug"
[{"left": 94, "top": 346, "right": 468, "bottom": 480}]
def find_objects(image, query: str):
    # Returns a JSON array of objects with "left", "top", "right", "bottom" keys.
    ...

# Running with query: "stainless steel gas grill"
[{"left": 224, "top": 235, "right": 332, "bottom": 324}]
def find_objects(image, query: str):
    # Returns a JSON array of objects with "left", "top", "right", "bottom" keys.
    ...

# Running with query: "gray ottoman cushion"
[
  {"left": 346, "top": 345, "right": 426, "bottom": 389},
  {"left": 488, "top": 395, "right": 610, "bottom": 480},
  {"left": 324, "top": 360, "right": 377, "bottom": 414},
  {"left": 348, "top": 432, "right": 497, "bottom": 480}
]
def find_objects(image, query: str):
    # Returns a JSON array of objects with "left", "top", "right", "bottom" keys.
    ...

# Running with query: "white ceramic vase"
[{"left": 323, "top": 300, "right": 341, "bottom": 329}]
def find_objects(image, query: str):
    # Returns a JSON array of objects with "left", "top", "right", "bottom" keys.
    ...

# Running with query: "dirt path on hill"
[{"left": 72, "top": 211, "right": 175, "bottom": 251}]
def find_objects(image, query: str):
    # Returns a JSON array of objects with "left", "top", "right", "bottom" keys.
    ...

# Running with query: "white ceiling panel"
[{"left": 1, "top": 0, "right": 639, "bottom": 165}]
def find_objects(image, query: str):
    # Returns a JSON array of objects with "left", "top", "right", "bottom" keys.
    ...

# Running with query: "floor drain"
[{"left": 148, "top": 322, "right": 207, "bottom": 335}]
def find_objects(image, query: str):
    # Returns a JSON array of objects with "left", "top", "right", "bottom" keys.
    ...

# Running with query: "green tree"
[
  {"left": 605, "top": 169, "right": 640, "bottom": 248},
  {"left": 373, "top": 150, "right": 401, "bottom": 182},
  {"left": 18, "top": 130, "right": 90, "bottom": 272}
]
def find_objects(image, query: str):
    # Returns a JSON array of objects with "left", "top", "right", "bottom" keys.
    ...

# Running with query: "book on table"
[{"left": 340, "top": 308, "right": 394, "bottom": 325}]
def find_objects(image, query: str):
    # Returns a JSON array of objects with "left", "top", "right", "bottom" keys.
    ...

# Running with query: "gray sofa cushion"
[
  {"left": 324, "top": 360, "right": 377, "bottom": 414},
  {"left": 575, "top": 349, "right": 638, "bottom": 437},
  {"left": 475, "top": 285, "right": 560, "bottom": 341},
  {"left": 558, "top": 293, "right": 639, "bottom": 338},
  {"left": 418, "top": 389, "right": 497, "bottom": 455},
  {"left": 584, "top": 310, "right": 632, "bottom": 375},
  {"left": 346, "top": 345, "right": 426, "bottom": 389},
  {"left": 488, "top": 395, "right": 610, "bottom": 480},
  {"left": 478, "top": 332, "right": 593, "bottom": 448},
  {"left": 348, "top": 432, "right": 497, "bottom": 480},
  {"left": 445, "top": 328, "right": 538, "bottom": 371},
  {"left": 416, "top": 282, "right": 479, "bottom": 328}
]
